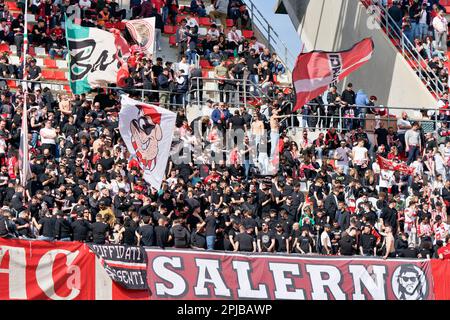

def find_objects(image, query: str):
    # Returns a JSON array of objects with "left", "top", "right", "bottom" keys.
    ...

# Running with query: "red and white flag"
[
  {"left": 19, "top": 103, "right": 31, "bottom": 186},
  {"left": 125, "top": 17, "right": 156, "bottom": 56},
  {"left": 292, "top": 38, "right": 374, "bottom": 112},
  {"left": 119, "top": 95, "right": 176, "bottom": 190},
  {"left": 377, "top": 155, "right": 415, "bottom": 175}
]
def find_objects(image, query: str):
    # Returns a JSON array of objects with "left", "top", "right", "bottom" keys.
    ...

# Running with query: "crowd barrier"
[{"left": 0, "top": 238, "right": 449, "bottom": 300}]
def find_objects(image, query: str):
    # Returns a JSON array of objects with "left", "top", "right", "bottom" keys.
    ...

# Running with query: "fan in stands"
[{"left": 0, "top": 0, "right": 448, "bottom": 268}]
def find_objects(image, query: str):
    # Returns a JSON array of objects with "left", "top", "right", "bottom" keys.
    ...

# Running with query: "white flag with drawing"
[{"left": 119, "top": 95, "right": 176, "bottom": 190}]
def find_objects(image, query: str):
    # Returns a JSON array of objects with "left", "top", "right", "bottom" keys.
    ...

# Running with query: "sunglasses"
[
  {"left": 401, "top": 276, "right": 417, "bottom": 283},
  {"left": 137, "top": 116, "right": 156, "bottom": 135}
]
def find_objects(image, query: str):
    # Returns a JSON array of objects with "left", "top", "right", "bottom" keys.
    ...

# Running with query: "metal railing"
[
  {"left": 243, "top": 0, "right": 297, "bottom": 73},
  {"left": 189, "top": 76, "right": 274, "bottom": 108},
  {"left": 361, "top": 0, "right": 447, "bottom": 97},
  {"left": 0, "top": 75, "right": 275, "bottom": 111},
  {"left": 282, "top": 102, "right": 441, "bottom": 134}
]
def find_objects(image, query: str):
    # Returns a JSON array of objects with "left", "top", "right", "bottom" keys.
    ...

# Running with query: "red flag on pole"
[
  {"left": 292, "top": 38, "right": 374, "bottom": 112},
  {"left": 377, "top": 155, "right": 415, "bottom": 175}
]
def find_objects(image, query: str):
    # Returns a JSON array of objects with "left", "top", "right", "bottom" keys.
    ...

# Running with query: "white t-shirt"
[
  {"left": 79, "top": 0, "right": 91, "bottom": 9},
  {"left": 419, "top": 10, "right": 427, "bottom": 24},
  {"left": 352, "top": 146, "right": 368, "bottom": 163},
  {"left": 397, "top": 119, "right": 411, "bottom": 134},
  {"left": 40, "top": 127, "right": 56, "bottom": 145},
  {"left": 435, "top": 154, "right": 446, "bottom": 172},
  {"left": 378, "top": 170, "right": 394, "bottom": 189},
  {"left": 320, "top": 231, "right": 331, "bottom": 249},
  {"left": 177, "top": 62, "right": 190, "bottom": 75}
]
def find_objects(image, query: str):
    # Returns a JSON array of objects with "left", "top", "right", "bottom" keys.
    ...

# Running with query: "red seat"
[
  {"left": 272, "top": 74, "right": 278, "bottom": 84},
  {"left": 169, "top": 35, "right": 176, "bottom": 46},
  {"left": 176, "top": 15, "right": 187, "bottom": 24},
  {"left": 64, "top": 85, "right": 71, "bottom": 92},
  {"left": 199, "top": 59, "right": 211, "bottom": 68},
  {"left": 201, "top": 70, "right": 209, "bottom": 78},
  {"left": 7, "top": 2, "right": 19, "bottom": 10},
  {"left": 226, "top": 19, "right": 234, "bottom": 27},
  {"left": 164, "top": 25, "right": 176, "bottom": 34},
  {"left": 44, "top": 59, "right": 57, "bottom": 68},
  {"left": 42, "top": 70, "right": 55, "bottom": 80},
  {"left": 199, "top": 17, "right": 211, "bottom": 27},
  {"left": 54, "top": 71, "right": 66, "bottom": 81},
  {"left": 242, "top": 30, "right": 254, "bottom": 38}
]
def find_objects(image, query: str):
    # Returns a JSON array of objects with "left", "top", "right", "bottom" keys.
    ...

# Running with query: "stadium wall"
[{"left": 276, "top": 0, "right": 437, "bottom": 115}]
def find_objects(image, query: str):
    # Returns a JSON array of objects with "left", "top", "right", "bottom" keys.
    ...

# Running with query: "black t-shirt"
[
  {"left": 154, "top": 225, "right": 170, "bottom": 248},
  {"left": 261, "top": 67, "right": 273, "bottom": 82},
  {"left": 374, "top": 127, "right": 388, "bottom": 147},
  {"left": 99, "top": 157, "right": 115, "bottom": 171},
  {"left": 380, "top": 207, "right": 398, "bottom": 231},
  {"left": 15, "top": 218, "right": 30, "bottom": 237},
  {"left": 123, "top": 221, "right": 138, "bottom": 245},
  {"left": 138, "top": 224, "right": 155, "bottom": 246},
  {"left": 360, "top": 233, "right": 377, "bottom": 255},
  {"left": 182, "top": 212, "right": 199, "bottom": 231},
  {"left": 339, "top": 235, "right": 356, "bottom": 256},
  {"left": 242, "top": 217, "right": 258, "bottom": 230},
  {"left": 229, "top": 115, "right": 246, "bottom": 130},
  {"left": 297, "top": 235, "right": 312, "bottom": 253},
  {"left": 235, "top": 232, "right": 254, "bottom": 252},
  {"left": 28, "top": 65, "right": 41, "bottom": 80},
  {"left": 274, "top": 232, "right": 288, "bottom": 252},
  {"left": 90, "top": 222, "right": 109, "bottom": 244},
  {"left": 257, "top": 231, "right": 274, "bottom": 250},
  {"left": 39, "top": 216, "right": 56, "bottom": 238},
  {"left": 205, "top": 215, "right": 217, "bottom": 236},
  {"left": 71, "top": 219, "right": 90, "bottom": 241},
  {"left": 54, "top": 218, "right": 72, "bottom": 239}
]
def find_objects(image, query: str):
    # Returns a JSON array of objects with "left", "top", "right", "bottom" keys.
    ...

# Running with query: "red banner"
[
  {"left": 292, "top": 38, "right": 374, "bottom": 112},
  {"left": 3, "top": 239, "right": 450, "bottom": 300},
  {"left": 377, "top": 155, "right": 415, "bottom": 175},
  {"left": 0, "top": 239, "right": 150, "bottom": 300},
  {"left": 145, "top": 248, "right": 434, "bottom": 300}
]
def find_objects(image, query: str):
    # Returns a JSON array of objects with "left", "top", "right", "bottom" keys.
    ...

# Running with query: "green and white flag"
[{"left": 65, "top": 19, "right": 129, "bottom": 94}]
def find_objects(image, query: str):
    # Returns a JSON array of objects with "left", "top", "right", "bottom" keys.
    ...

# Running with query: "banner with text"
[
  {"left": 88, "top": 244, "right": 148, "bottom": 290},
  {"left": 145, "top": 248, "right": 434, "bottom": 300},
  {"left": 0, "top": 238, "right": 95, "bottom": 300},
  {"left": 0, "top": 239, "right": 150, "bottom": 300}
]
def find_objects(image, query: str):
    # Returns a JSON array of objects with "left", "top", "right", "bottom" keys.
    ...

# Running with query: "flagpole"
[{"left": 20, "top": 0, "right": 29, "bottom": 189}]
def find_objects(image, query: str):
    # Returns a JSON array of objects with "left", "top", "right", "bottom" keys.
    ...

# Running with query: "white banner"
[{"left": 119, "top": 95, "right": 176, "bottom": 190}]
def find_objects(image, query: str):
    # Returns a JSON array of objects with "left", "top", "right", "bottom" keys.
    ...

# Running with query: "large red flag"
[
  {"left": 377, "top": 155, "right": 415, "bottom": 175},
  {"left": 292, "top": 38, "right": 374, "bottom": 112}
]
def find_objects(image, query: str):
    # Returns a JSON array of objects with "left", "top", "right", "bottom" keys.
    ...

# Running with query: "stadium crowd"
[
  {"left": 0, "top": 0, "right": 449, "bottom": 261},
  {"left": 371, "top": 0, "right": 450, "bottom": 94}
]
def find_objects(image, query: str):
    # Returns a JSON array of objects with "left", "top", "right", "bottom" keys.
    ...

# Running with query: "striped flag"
[
  {"left": 292, "top": 38, "right": 374, "bottom": 112},
  {"left": 19, "top": 3, "right": 30, "bottom": 187},
  {"left": 19, "top": 104, "right": 31, "bottom": 187}
]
